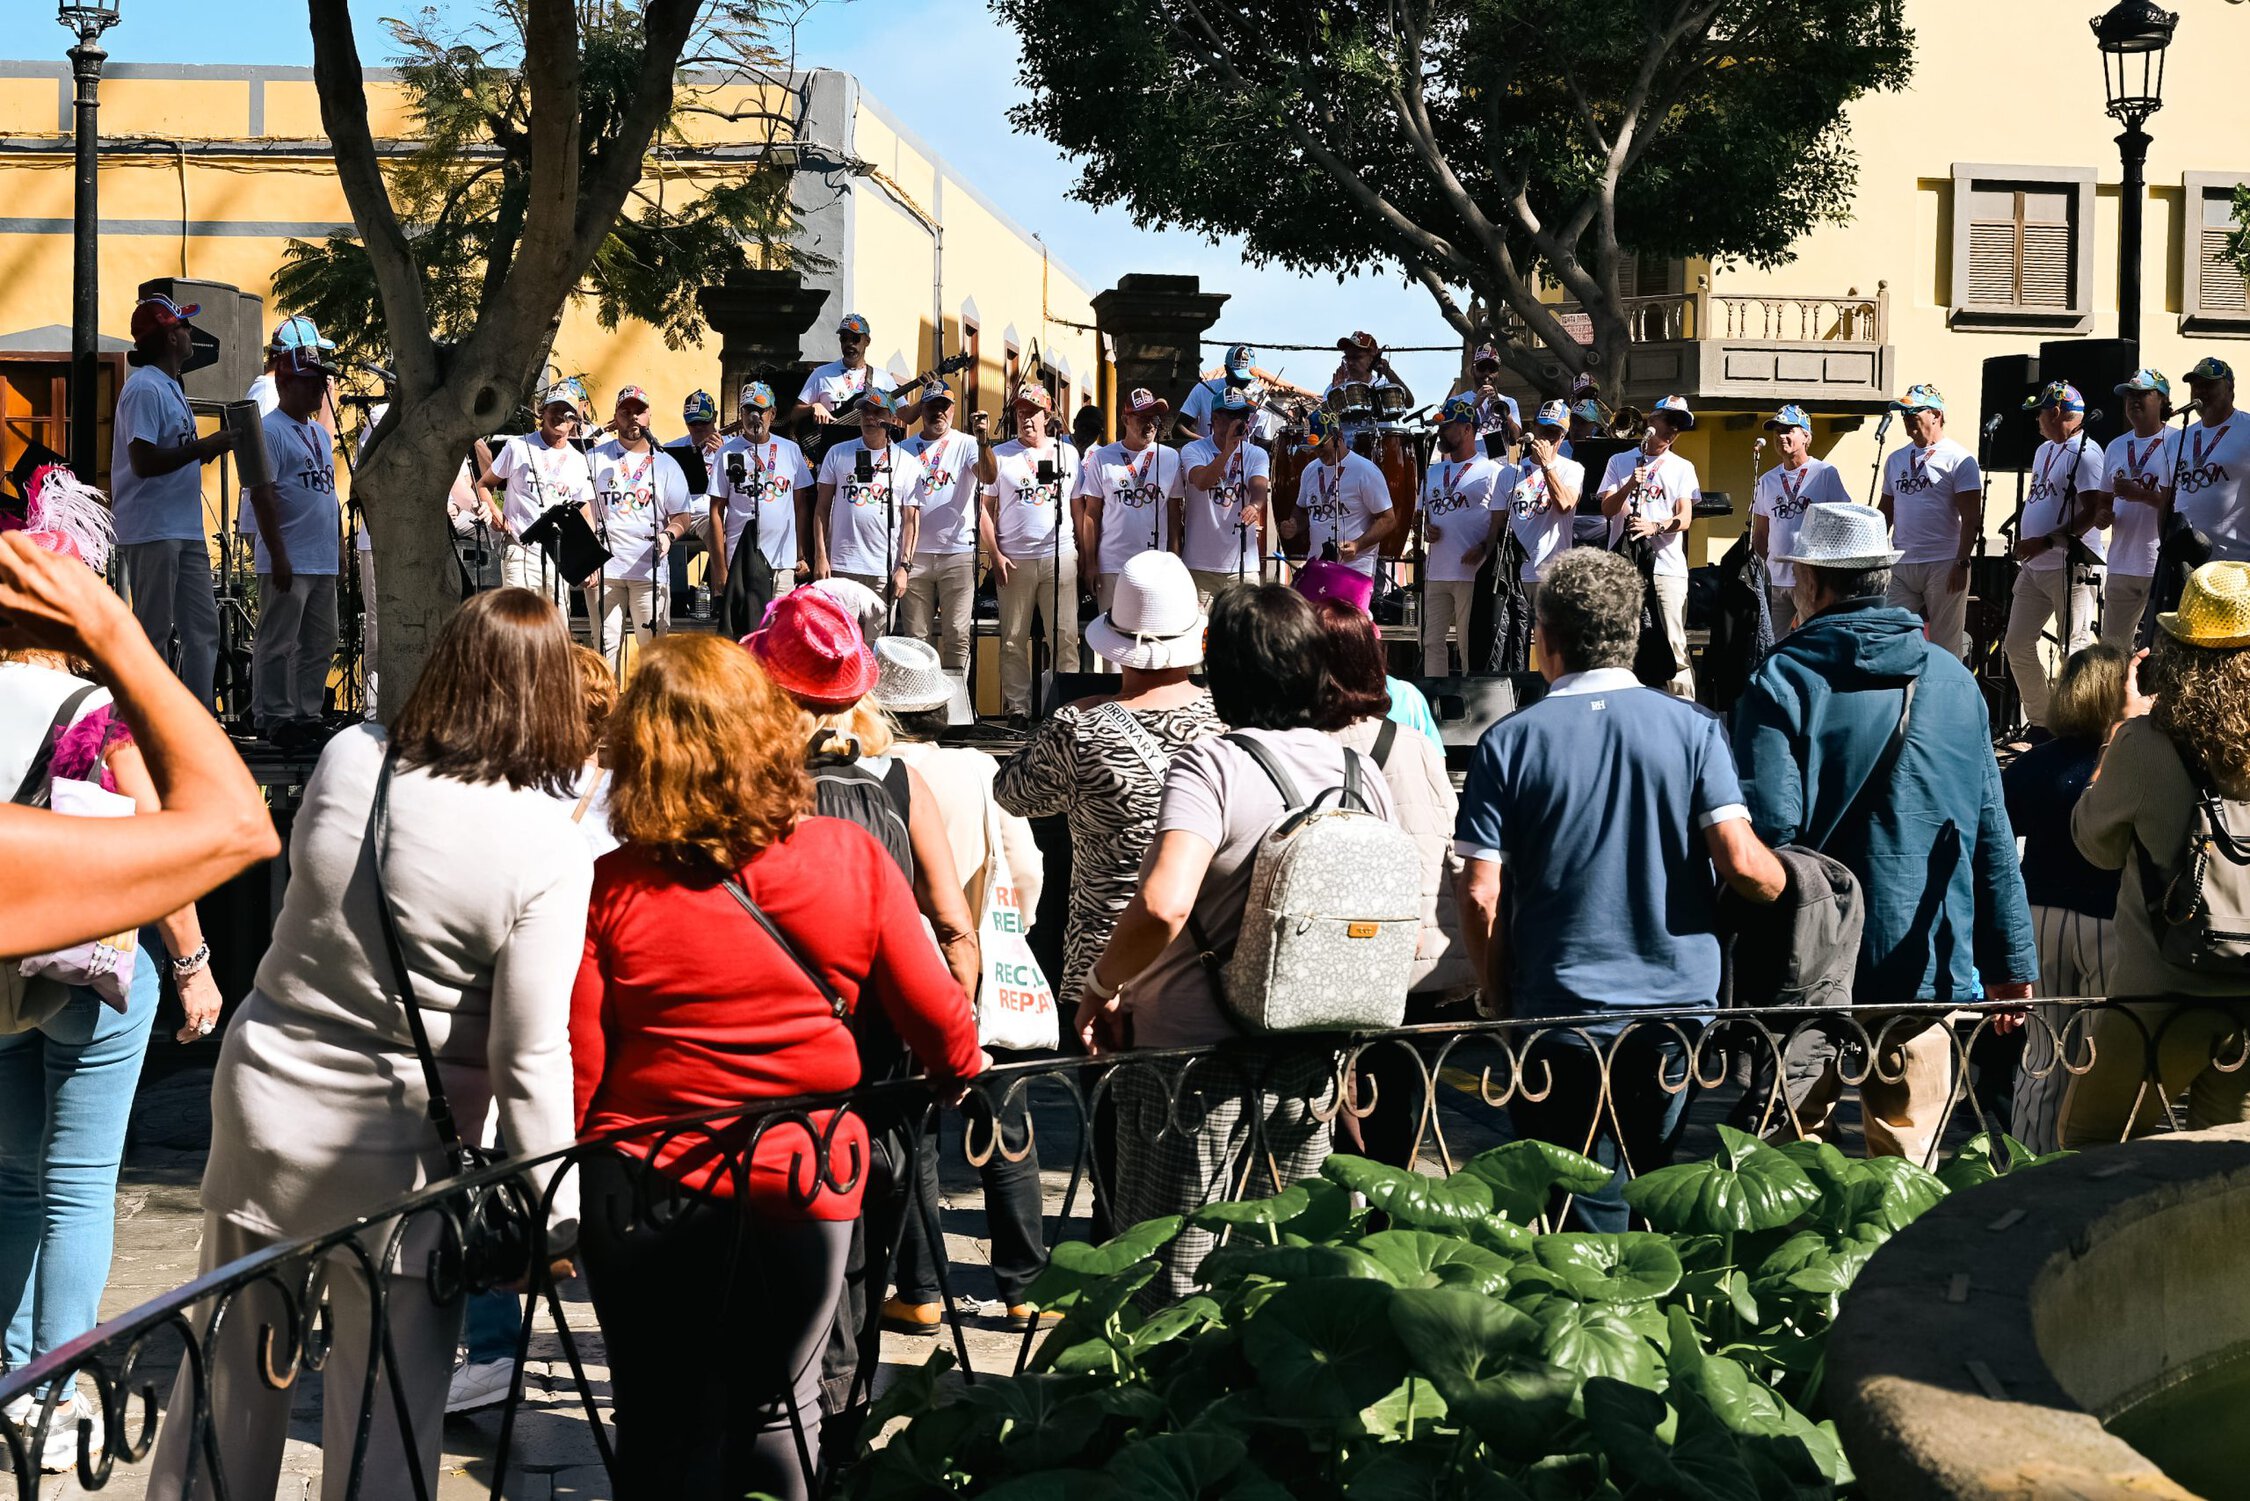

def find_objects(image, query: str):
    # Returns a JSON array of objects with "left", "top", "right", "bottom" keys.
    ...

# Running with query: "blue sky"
[{"left": 85, "top": 0, "right": 1465, "bottom": 401}]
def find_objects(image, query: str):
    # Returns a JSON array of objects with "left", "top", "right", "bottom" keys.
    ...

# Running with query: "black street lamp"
[
  {"left": 2092, "top": 0, "right": 2177, "bottom": 348},
  {"left": 60, "top": 0, "right": 120, "bottom": 484}
]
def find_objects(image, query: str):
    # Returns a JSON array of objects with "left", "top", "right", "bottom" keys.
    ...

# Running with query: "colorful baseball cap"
[
  {"left": 1472, "top": 342, "right": 1502, "bottom": 369},
  {"left": 1296, "top": 409, "right": 1344, "bottom": 452},
  {"left": 2187, "top": 356, "right": 2236, "bottom": 385},
  {"left": 129, "top": 293, "right": 199, "bottom": 342},
  {"left": 1763, "top": 404, "right": 1812, "bottom": 433},
  {"left": 277, "top": 343, "right": 340, "bottom": 379},
  {"left": 1011, "top": 382, "right": 1052, "bottom": 412},
  {"left": 1437, "top": 392, "right": 1479, "bottom": 428},
  {"left": 1568, "top": 397, "right": 1603, "bottom": 423},
  {"left": 920, "top": 379, "right": 955, "bottom": 406},
  {"left": 1224, "top": 343, "right": 1255, "bottom": 378},
  {"left": 267, "top": 315, "right": 335, "bottom": 354},
  {"left": 1889, "top": 383, "right": 1945, "bottom": 413},
  {"left": 1124, "top": 387, "right": 1171, "bottom": 418},
  {"left": 1213, "top": 386, "right": 1255, "bottom": 417},
  {"left": 858, "top": 389, "right": 899, "bottom": 417},
  {"left": 1650, "top": 394, "right": 1696, "bottom": 430},
  {"left": 739, "top": 380, "right": 776, "bottom": 411},
  {"left": 538, "top": 377, "right": 587, "bottom": 411},
  {"left": 837, "top": 313, "right": 871, "bottom": 337},
  {"left": 1336, "top": 330, "right": 1378, "bottom": 354},
  {"left": 682, "top": 389, "right": 718, "bottom": 424},
  {"left": 1534, "top": 399, "right": 1569, "bottom": 429},
  {"left": 2115, "top": 368, "right": 2171, "bottom": 398},
  {"left": 613, "top": 384, "right": 652, "bottom": 411},
  {"left": 2023, "top": 380, "right": 2085, "bottom": 415}
]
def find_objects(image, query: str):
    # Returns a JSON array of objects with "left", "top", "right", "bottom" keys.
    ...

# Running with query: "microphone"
[
  {"left": 724, "top": 451, "right": 747, "bottom": 489},
  {"left": 362, "top": 362, "right": 398, "bottom": 385},
  {"left": 1983, "top": 412, "right": 2004, "bottom": 439},
  {"left": 2085, "top": 407, "right": 2106, "bottom": 425},
  {"left": 2179, "top": 397, "right": 2205, "bottom": 416},
  {"left": 1872, "top": 411, "right": 1894, "bottom": 446},
  {"left": 1751, "top": 437, "right": 1766, "bottom": 455},
  {"left": 855, "top": 450, "right": 875, "bottom": 485},
  {"left": 1035, "top": 459, "right": 1058, "bottom": 487}
]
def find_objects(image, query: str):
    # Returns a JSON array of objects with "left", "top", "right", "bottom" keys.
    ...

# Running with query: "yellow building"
[
  {"left": 0, "top": 60, "right": 1101, "bottom": 502},
  {"left": 1492, "top": 0, "right": 2248, "bottom": 572}
]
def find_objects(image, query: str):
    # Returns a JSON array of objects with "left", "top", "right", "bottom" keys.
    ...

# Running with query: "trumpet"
[{"left": 1607, "top": 406, "right": 1648, "bottom": 442}]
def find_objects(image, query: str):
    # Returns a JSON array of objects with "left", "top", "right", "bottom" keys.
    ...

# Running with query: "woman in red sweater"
[{"left": 571, "top": 634, "right": 980, "bottom": 1501}]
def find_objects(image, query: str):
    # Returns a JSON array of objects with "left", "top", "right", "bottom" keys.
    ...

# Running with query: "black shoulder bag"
[{"left": 367, "top": 752, "right": 535, "bottom": 1292}]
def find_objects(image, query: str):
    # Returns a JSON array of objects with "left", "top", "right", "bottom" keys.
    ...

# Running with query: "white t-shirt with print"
[
  {"left": 797, "top": 360, "right": 896, "bottom": 413},
  {"left": 588, "top": 440, "right": 694, "bottom": 582},
  {"left": 2177, "top": 413, "right": 2250, "bottom": 561},
  {"left": 2101, "top": 429, "right": 2182, "bottom": 579},
  {"left": 1421, "top": 455, "right": 1510, "bottom": 583},
  {"left": 817, "top": 439, "right": 927, "bottom": 577},
  {"left": 111, "top": 364, "right": 205, "bottom": 545},
  {"left": 1295, "top": 451, "right": 1395, "bottom": 578},
  {"left": 1752, "top": 457, "right": 1851, "bottom": 589},
  {"left": 489, "top": 434, "right": 596, "bottom": 539},
  {"left": 984, "top": 438, "right": 1080, "bottom": 557},
  {"left": 253, "top": 409, "right": 341, "bottom": 577},
  {"left": 1079, "top": 441, "right": 1186, "bottom": 573},
  {"left": 2021, "top": 436, "right": 2108, "bottom": 574},
  {"left": 711, "top": 433, "right": 813, "bottom": 565},
  {"left": 901, "top": 429, "right": 982, "bottom": 557},
  {"left": 1178, "top": 436, "right": 1271, "bottom": 576},
  {"left": 1597, "top": 447, "right": 1700, "bottom": 579},
  {"left": 1506, "top": 454, "right": 1587, "bottom": 582},
  {"left": 1882, "top": 437, "right": 1983, "bottom": 566}
]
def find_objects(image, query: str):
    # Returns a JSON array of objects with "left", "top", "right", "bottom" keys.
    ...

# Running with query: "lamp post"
[
  {"left": 60, "top": 0, "right": 120, "bottom": 483},
  {"left": 2092, "top": 0, "right": 2177, "bottom": 348}
]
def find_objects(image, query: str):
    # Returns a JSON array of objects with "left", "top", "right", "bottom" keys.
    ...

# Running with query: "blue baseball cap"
[
  {"left": 2114, "top": 368, "right": 2171, "bottom": 398},
  {"left": 2023, "top": 380, "right": 2085, "bottom": 416},
  {"left": 2187, "top": 356, "right": 2235, "bottom": 385},
  {"left": 1437, "top": 392, "right": 1479, "bottom": 428},
  {"left": 837, "top": 313, "right": 870, "bottom": 338},
  {"left": 1533, "top": 399, "right": 1569, "bottom": 429},
  {"left": 682, "top": 389, "right": 718, "bottom": 424},
  {"left": 538, "top": 377, "right": 586, "bottom": 412},
  {"left": 920, "top": 379, "right": 955, "bottom": 406},
  {"left": 1568, "top": 398, "right": 1603, "bottom": 424},
  {"left": 1296, "top": 410, "right": 1343, "bottom": 453},
  {"left": 1213, "top": 386, "right": 1255, "bottom": 417},
  {"left": 268, "top": 315, "right": 335, "bottom": 354},
  {"left": 738, "top": 380, "right": 775, "bottom": 411},
  {"left": 858, "top": 389, "right": 899, "bottom": 417},
  {"left": 1224, "top": 344, "right": 1254, "bottom": 379},
  {"left": 1650, "top": 394, "right": 1695, "bottom": 431},
  {"left": 1762, "top": 403, "right": 1812, "bottom": 433},
  {"left": 1889, "top": 383, "right": 1945, "bottom": 414}
]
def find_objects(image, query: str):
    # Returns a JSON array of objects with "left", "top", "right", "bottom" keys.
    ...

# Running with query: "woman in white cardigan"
[{"left": 149, "top": 589, "right": 594, "bottom": 1501}]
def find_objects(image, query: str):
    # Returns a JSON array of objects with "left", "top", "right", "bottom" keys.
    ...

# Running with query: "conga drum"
[
  {"left": 1375, "top": 431, "right": 1420, "bottom": 560},
  {"left": 1270, "top": 428, "right": 1312, "bottom": 561}
]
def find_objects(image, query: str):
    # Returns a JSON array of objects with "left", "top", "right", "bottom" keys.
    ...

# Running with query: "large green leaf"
[
  {"left": 1239, "top": 1278, "right": 1409, "bottom": 1418},
  {"left": 1938, "top": 1130, "right": 2070, "bottom": 1192},
  {"left": 1356, "top": 1229, "right": 1516, "bottom": 1296},
  {"left": 978, "top": 1472, "right": 1122, "bottom": 1501},
  {"left": 1536, "top": 1301, "right": 1661, "bottom": 1387},
  {"left": 1191, "top": 1185, "right": 1310, "bottom": 1232},
  {"left": 1024, "top": 1214, "right": 1182, "bottom": 1308},
  {"left": 1622, "top": 1125, "right": 1819, "bottom": 1234},
  {"left": 1346, "top": 1443, "right": 1535, "bottom": 1501},
  {"left": 1668, "top": 1328, "right": 1853, "bottom": 1487},
  {"left": 1531, "top": 1233, "right": 1684, "bottom": 1303},
  {"left": 1202, "top": 1241, "right": 1393, "bottom": 1291},
  {"left": 1580, "top": 1377, "right": 1761, "bottom": 1501},
  {"left": 1465, "top": 1211, "right": 1538, "bottom": 1256},
  {"left": 1386, "top": 1286, "right": 1576, "bottom": 1455},
  {"left": 1322, "top": 1154, "right": 1495, "bottom": 1229},
  {"left": 1457, "top": 1139, "right": 1614, "bottom": 1224},
  {"left": 1356, "top": 1375, "right": 1451, "bottom": 1440},
  {"left": 1029, "top": 1264, "right": 1156, "bottom": 1372},
  {"left": 1125, "top": 1295, "right": 1223, "bottom": 1354},
  {"left": 1842, "top": 1155, "right": 1949, "bottom": 1233},
  {"left": 1279, "top": 1177, "right": 1358, "bottom": 1240},
  {"left": 959, "top": 1376, "right": 1109, "bottom": 1470},
  {"left": 1103, "top": 1431, "right": 1247, "bottom": 1501}
]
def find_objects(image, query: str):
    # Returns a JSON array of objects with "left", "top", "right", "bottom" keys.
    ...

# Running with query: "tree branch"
[{"left": 306, "top": 0, "right": 439, "bottom": 394}]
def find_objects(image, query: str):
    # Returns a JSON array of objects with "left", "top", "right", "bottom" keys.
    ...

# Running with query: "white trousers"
[
  {"left": 2100, "top": 572, "right": 2152, "bottom": 652},
  {"left": 1887, "top": 561, "right": 1971, "bottom": 662},
  {"left": 997, "top": 551, "right": 1081, "bottom": 714},
  {"left": 501, "top": 540, "right": 571, "bottom": 611},
  {"left": 2005, "top": 568, "right": 2099, "bottom": 728},
  {"left": 1421, "top": 578, "right": 1478, "bottom": 679},
  {"left": 1652, "top": 572, "right": 1693, "bottom": 699},
  {"left": 252, "top": 572, "right": 339, "bottom": 727},
  {"left": 118, "top": 539, "right": 222, "bottom": 709},
  {"left": 584, "top": 575, "right": 667, "bottom": 668},
  {"left": 904, "top": 552, "right": 977, "bottom": 671}
]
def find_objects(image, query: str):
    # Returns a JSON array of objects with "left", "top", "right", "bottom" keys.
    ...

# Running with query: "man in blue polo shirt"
[{"left": 1455, "top": 547, "right": 1783, "bottom": 1230}]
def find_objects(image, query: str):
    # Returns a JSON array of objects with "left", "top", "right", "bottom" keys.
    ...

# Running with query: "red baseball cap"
[
  {"left": 742, "top": 589, "right": 878, "bottom": 711},
  {"left": 130, "top": 294, "right": 199, "bottom": 344}
]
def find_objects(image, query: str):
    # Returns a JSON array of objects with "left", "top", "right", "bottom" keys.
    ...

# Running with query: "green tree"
[
  {"left": 990, "top": 0, "right": 1913, "bottom": 391},
  {"left": 302, "top": 0, "right": 802, "bottom": 697}
]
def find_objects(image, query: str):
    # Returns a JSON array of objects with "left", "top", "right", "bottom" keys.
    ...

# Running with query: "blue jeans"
[{"left": 0, "top": 946, "right": 161, "bottom": 1372}]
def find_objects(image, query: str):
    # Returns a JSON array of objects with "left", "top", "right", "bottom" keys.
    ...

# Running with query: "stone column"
[
  {"left": 696, "top": 268, "right": 829, "bottom": 408},
  {"left": 1092, "top": 273, "right": 1230, "bottom": 422}
]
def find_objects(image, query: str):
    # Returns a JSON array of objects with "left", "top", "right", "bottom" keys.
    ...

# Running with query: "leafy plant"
[{"left": 845, "top": 1129, "right": 2059, "bottom": 1499}]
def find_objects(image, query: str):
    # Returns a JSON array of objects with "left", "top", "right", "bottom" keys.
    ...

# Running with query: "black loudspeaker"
[
  {"left": 1038, "top": 671, "right": 1113, "bottom": 718},
  {"left": 137, "top": 278, "right": 263, "bottom": 405},
  {"left": 1979, "top": 353, "right": 2042, "bottom": 470},
  {"left": 2038, "top": 337, "right": 2137, "bottom": 450},
  {"left": 1429, "top": 672, "right": 1549, "bottom": 750}
]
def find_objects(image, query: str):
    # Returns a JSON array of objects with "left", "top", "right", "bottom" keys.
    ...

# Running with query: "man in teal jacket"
[{"left": 1732, "top": 503, "right": 2038, "bottom": 1164}]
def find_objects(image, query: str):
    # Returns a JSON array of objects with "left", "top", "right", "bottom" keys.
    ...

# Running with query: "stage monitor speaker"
[
  {"left": 1038, "top": 670, "right": 1112, "bottom": 718},
  {"left": 1430, "top": 672, "right": 1549, "bottom": 750},
  {"left": 1564, "top": 437, "right": 1635, "bottom": 484},
  {"left": 137, "top": 278, "right": 263, "bottom": 405},
  {"left": 2038, "top": 337, "right": 2137, "bottom": 450},
  {"left": 1979, "top": 353, "right": 2042, "bottom": 470}
]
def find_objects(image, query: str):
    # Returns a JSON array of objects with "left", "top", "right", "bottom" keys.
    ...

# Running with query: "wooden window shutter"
[
  {"left": 1965, "top": 185, "right": 2074, "bottom": 309},
  {"left": 2200, "top": 190, "right": 2250, "bottom": 315}
]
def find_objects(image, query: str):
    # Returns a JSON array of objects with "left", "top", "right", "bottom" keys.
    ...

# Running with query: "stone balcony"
[{"left": 1497, "top": 283, "right": 1896, "bottom": 411}]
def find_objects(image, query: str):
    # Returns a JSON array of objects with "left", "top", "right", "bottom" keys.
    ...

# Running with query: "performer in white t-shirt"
[
  {"left": 1503, "top": 399, "right": 1585, "bottom": 612},
  {"left": 1418, "top": 394, "right": 1511, "bottom": 678},
  {"left": 899, "top": 379, "right": 990, "bottom": 673},
  {"left": 1750, "top": 404, "right": 1851, "bottom": 637},
  {"left": 2179, "top": 357, "right": 2250, "bottom": 561},
  {"left": 979, "top": 384, "right": 1082, "bottom": 718},
  {"left": 2005, "top": 382, "right": 2108, "bottom": 730},
  {"left": 1876, "top": 382, "right": 1984, "bottom": 661},
  {"left": 1595, "top": 393, "right": 1702, "bottom": 696},
  {"left": 1176, "top": 343, "right": 1259, "bottom": 442},
  {"left": 245, "top": 343, "right": 343, "bottom": 736},
  {"left": 708, "top": 380, "right": 814, "bottom": 636},
  {"left": 797, "top": 311, "right": 898, "bottom": 459},
  {"left": 1282, "top": 411, "right": 1396, "bottom": 579},
  {"left": 476, "top": 379, "right": 595, "bottom": 609},
  {"left": 814, "top": 390, "right": 927, "bottom": 627},
  {"left": 585, "top": 385, "right": 697, "bottom": 668},
  {"left": 1075, "top": 386, "right": 1186, "bottom": 622},
  {"left": 2097, "top": 369, "right": 2182, "bottom": 651},
  {"left": 1469, "top": 343, "right": 1522, "bottom": 457},
  {"left": 1178, "top": 386, "right": 1271, "bottom": 603}
]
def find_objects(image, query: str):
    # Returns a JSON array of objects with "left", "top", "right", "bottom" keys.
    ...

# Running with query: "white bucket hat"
[
  {"left": 1772, "top": 501, "right": 1903, "bottom": 569},
  {"left": 869, "top": 635, "right": 954, "bottom": 713},
  {"left": 1085, "top": 551, "right": 1207, "bottom": 670}
]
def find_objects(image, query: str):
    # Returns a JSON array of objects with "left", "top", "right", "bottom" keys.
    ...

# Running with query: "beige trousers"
[
  {"left": 2005, "top": 567, "right": 2099, "bottom": 728},
  {"left": 1421, "top": 578, "right": 1478, "bottom": 679},
  {"left": 1886, "top": 560, "right": 1970, "bottom": 662},
  {"left": 1782, "top": 1016, "right": 1957, "bottom": 1167},
  {"left": 997, "top": 551, "right": 1080, "bottom": 714},
  {"left": 1652, "top": 572, "right": 1693, "bottom": 698},
  {"left": 904, "top": 551, "right": 977, "bottom": 671},
  {"left": 2100, "top": 572, "right": 2152, "bottom": 652},
  {"left": 2057, "top": 1001, "right": 2250, "bottom": 1148}
]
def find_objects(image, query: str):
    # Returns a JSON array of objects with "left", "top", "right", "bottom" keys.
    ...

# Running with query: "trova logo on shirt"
[{"left": 2180, "top": 463, "right": 2234, "bottom": 496}]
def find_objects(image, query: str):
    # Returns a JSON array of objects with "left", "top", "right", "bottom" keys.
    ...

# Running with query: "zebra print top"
[{"left": 992, "top": 693, "right": 1225, "bottom": 1004}]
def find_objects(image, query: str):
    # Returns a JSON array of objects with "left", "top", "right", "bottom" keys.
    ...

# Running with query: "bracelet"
[
  {"left": 169, "top": 940, "right": 212, "bottom": 978},
  {"left": 1083, "top": 969, "right": 1121, "bottom": 1003}
]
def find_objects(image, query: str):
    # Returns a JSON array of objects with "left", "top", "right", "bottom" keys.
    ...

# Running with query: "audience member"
[
  {"left": 1732, "top": 504, "right": 2037, "bottom": 1166},
  {"left": 1293, "top": 560, "right": 1441, "bottom": 749},
  {"left": 571, "top": 635, "right": 980, "bottom": 1501},
  {"left": 1454, "top": 548, "right": 1783, "bottom": 1231}
]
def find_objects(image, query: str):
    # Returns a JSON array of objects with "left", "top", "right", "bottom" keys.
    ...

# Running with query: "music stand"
[{"left": 520, "top": 502, "right": 612, "bottom": 587}]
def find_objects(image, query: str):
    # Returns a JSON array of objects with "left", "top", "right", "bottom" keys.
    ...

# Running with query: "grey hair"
[
  {"left": 1802, "top": 562, "right": 1894, "bottom": 601},
  {"left": 1536, "top": 548, "right": 1642, "bottom": 673}
]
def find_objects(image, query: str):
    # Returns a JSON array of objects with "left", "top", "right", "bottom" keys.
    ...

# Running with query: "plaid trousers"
[{"left": 1108, "top": 1051, "right": 1338, "bottom": 1305}]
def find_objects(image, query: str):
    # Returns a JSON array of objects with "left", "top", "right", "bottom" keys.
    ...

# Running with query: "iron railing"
[{"left": 2, "top": 995, "right": 2244, "bottom": 1499}]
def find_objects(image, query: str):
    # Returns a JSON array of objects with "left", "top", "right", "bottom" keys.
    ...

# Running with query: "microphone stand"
[
  {"left": 1037, "top": 453, "right": 1061, "bottom": 709},
  {"left": 1863, "top": 411, "right": 1894, "bottom": 507}
]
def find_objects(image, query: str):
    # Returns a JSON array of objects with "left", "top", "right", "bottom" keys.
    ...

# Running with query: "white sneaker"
[
  {"left": 1, "top": 1388, "right": 103, "bottom": 1473},
  {"left": 445, "top": 1358, "right": 516, "bottom": 1415}
]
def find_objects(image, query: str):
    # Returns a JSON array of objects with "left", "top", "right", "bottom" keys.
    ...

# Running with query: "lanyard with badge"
[
  {"left": 1118, "top": 444, "right": 1157, "bottom": 504},
  {"left": 1776, "top": 462, "right": 1813, "bottom": 515},
  {"left": 609, "top": 450, "right": 654, "bottom": 513},
  {"left": 1905, "top": 444, "right": 1934, "bottom": 494},
  {"left": 1433, "top": 460, "right": 1469, "bottom": 515},
  {"left": 2128, "top": 434, "right": 2164, "bottom": 488},
  {"left": 2035, "top": 440, "right": 2066, "bottom": 500},
  {"left": 2195, "top": 421, "right": 2232, "bottom": 473},
  {"left": 292, "top": 419, "right": 327, "bottom": 491},
  {"left": 1515, "top": 464, "right": 1547, "bottom": 517}
]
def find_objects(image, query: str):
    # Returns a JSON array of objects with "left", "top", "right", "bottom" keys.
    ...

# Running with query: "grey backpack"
[
  {"left": 2140, "top": 749, "right": 2250, "bottom": 976},
  {"left": 1190, "top": 733, "right": 1421, "bottom": 1033}
]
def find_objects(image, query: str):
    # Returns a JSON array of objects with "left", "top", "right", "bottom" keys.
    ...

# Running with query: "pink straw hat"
[{"left": 742, "top": 588, "right": 878, "bottom": 711}]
